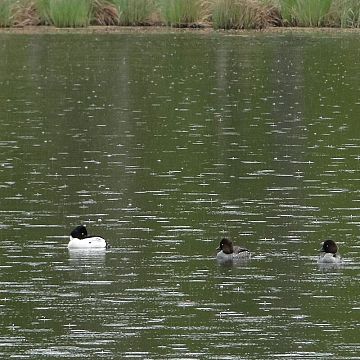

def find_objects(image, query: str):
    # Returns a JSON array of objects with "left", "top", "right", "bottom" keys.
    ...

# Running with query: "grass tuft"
[
  {"left": 328, "top": 0, "right": 360, "bottom": 28},
  {"left": 279, "top": 0, "right": 333, "bottom": 27},
  {"left": 110, "top": 0, "right": 154, "bottom": 26},
  {"left": 210, "top": 0, "right": 278, "bottom": 29},
  {"left": 158, "top": 0, "right": 203, "bottom": 27},
  {"left": 37, "top": 0, "right": 92, "bottom": 27}
]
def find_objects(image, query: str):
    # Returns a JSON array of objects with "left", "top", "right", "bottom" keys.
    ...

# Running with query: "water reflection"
[
  {"left": 216, "top": 257, "right": 252, "bottom": 269},
  {"left": 68, "top": 248, "right": 107, "bottom": 266},
  {"left": 0, "top": 32, "right": 359, "bottom": 359}
]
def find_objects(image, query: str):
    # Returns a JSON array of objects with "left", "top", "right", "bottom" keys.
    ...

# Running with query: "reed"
[
  {"left": 158, "top": 0, "right": 203, "bottom": 27},
  {"left": 279, "top": 0, "right": 333, "bottom": 27},
  {"left": 109, "top": 0, "right": 154, "bottom": 25},
  {"left": 210, "top": 0, "right": 277, "bottom": 29},
  {"left": 37, "top": 0, "right": 92, "bottom": 27},
  {"left": 0, "top": 0, "right": 13, "bottom": 27}
]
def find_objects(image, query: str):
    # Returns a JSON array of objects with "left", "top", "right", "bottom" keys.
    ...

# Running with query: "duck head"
[
  {"left": 320, "top": 239, "right": 338, "bottom": 254},
  {"left": 70, "top": 225, "right": 88, "bottom": 239},
  {"left": 217, "top": 238, "right": 234, "bottom": 254}
]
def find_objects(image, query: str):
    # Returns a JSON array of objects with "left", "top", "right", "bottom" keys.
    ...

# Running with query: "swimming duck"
[
  {"left": 68, "top": 225, "right": 110, "bottom": 249},
  {"left": 318, "top": 239, "right": 341, "bottom": 264},
  {"left": 216, "top": 238, "right": 250, "bottom": 262}
]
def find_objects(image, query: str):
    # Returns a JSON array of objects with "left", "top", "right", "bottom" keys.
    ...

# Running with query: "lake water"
[{"left": 0, "top": 30, "right": 359, "bottom": 359}]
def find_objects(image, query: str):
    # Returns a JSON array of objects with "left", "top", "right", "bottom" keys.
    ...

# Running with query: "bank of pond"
[{"left": 0, "top": 0, "right": 359, "bottom": 30}]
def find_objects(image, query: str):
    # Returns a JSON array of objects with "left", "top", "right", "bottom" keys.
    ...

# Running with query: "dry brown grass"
[
  {"left": 92, "top": 0, "right": 119, "bottom": 25},
  {"left": 12, "top": 0, "right": 40, "bottom": 27}
]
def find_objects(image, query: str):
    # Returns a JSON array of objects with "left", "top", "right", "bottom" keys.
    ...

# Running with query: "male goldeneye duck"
[
  {"left": 318, "top": 239, "right": 341, "bottom": 264},
  {"left": 68, "top": 225, "right": 110, "bottom": 249},
  {"left": 216, "top": 238, "right": 250, "bottom": 262}
]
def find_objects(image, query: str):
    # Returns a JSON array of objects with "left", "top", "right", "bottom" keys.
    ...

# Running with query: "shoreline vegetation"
[{"left": 0, "top": 0, "right": 359, "bottom": 31}]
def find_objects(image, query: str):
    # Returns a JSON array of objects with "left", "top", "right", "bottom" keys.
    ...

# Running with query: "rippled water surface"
[{"left": 0, "top": 31, "right": 359, "bottom": 359}]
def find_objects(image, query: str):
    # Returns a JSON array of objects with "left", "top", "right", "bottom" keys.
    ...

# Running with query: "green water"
[{"left": 0, "top": 32, "right": 359, "bottom": 359}]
